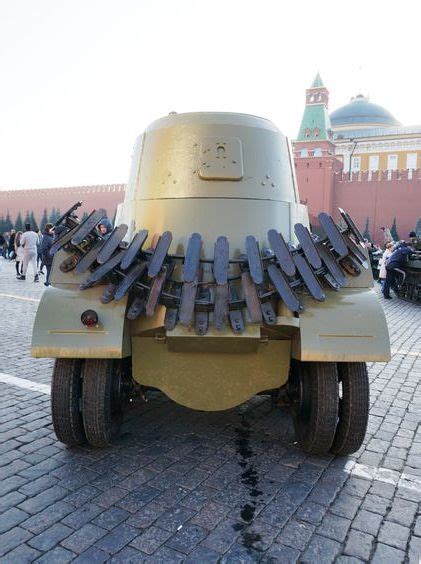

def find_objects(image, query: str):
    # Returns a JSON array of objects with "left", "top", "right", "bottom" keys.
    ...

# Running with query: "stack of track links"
[{"left": 51, "top": 203, "right": 369, "bottom": 335}]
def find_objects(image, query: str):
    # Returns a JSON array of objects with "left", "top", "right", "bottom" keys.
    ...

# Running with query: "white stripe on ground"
[
  {"left": 345, "top": 460, "right": 421, "bottom": 493},
  {"left": 0, "top": 372, "right": 50, "bottom": 394},
  {"left": 0, "top": 292, "right": 40, "bottom": 303},
  {"left": 391, "top": 349, "right": 420, "bottom": 357}
]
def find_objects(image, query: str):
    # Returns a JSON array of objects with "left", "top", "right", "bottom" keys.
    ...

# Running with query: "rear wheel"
[
  {"left": 331, "top": 362, "right": 369, "bottom": 456},
  {"left": 51, "top": 359, "right": 85, "bottom": 446},
  {"left": 81, "top": 359, "right": 125, "bottom": 447},
  {"left": 289, "top": 360, "right": 338, "bottom": 455}
]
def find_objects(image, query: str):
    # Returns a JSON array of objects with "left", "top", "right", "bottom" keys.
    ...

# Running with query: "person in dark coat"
[
  {"left": 382, "top": 242, "right": 414, "bottom": 299},
  {"left": 8, "top": 230, "right": 16, "bottom": 259},
  {"left": 40, "top": 223, "right": 54, "bottom": 286}
]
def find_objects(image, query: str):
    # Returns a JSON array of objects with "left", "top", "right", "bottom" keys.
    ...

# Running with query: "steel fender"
[
  {"left": 31, "top": 286, "right": 130, "bottom": 359},
  {"left": 292, "top": 288, "right": 391, "bottom": 362}
]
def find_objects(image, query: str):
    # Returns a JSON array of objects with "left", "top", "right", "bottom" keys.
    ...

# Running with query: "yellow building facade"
[{"left": 330, "top": 94, "right": 421, "bottom": 173}]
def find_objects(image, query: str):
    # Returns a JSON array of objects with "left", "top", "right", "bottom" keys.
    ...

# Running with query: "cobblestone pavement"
[{"left": 0, "top": 258, "right": 420, "bottom": 563}]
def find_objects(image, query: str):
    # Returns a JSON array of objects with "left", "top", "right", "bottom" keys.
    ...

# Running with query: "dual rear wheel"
[
  {"left": 289, "top": 360, "right": 369, "bottom": 456},
  {"left": 51, "top": 358, "right": 128, "bottom": 447}
]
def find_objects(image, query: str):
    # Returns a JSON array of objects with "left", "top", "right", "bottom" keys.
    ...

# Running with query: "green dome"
[{"left": 330, "top": 95, "right": 400, "bottom": 128}]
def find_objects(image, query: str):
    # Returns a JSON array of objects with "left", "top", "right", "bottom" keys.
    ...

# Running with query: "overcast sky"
[{"left": 1, "top": 0, "right": 420, "bottom": 189}]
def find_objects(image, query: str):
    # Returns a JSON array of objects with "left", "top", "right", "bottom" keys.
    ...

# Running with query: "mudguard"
[
  {"left": 31, "top": 286, "right": 130, "bottom": 359},
  {"left": 292, "top": 288, "right": 391, "bottom": 362}
]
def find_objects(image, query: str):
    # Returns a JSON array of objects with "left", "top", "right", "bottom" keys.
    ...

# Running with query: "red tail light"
[{"left": 81, "top": 309, "right": 98, "bottom": 327}]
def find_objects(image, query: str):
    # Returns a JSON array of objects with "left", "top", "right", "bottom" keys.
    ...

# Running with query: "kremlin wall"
[{"left": 1, "top": 75, "right": 420, "bottom": 242}]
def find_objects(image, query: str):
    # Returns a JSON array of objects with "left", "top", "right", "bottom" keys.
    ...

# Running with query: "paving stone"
[
  {"left": 408, "top": 536, "right": 421, "bottom": 564},
  {"left": 361, "top": 494, "right": 391, "bottom": 515},
  {"left": 371, "top": 542, "right": 405, "bottom": 563},
  {"left": 126, "top": 502, "right": 167, "bottom": 529},
  {"left": 165, "top": 523, "right": 207, "bottom": 554},
  {"left": 386, "top": 496, "right": 418, "bottom": 526},
  {"left": 330, "top": 493, "right": 362, "bottom": 520},
  {"left": 183, "top": 545, "right": 220, "bottom": 563},
  {"left": 261, "top": 542, "right": 301, "bottom": 563},
  {"left": 92, "top": 507, "right": 130, "bottom": 530},
  {"left": 109, "top": 545, "right": 148, "bottom": 562},
  {"left": 62, "top": 503, "right": 103, "bottom": 528},
  {"left": 94, "top": 523, "right": 139, "bottom": 554},
  {"left": 34, "top": 546, "right": 76, "bottom": 563},
  {"left": 130, "top": 526, "right": 172, "bottom": 554},
  {"left": 219, "top": 541, "right": 262, "bottom": 562},
  {"left": 352, "top": 508, "right": 383, "bottom": 536},
  {"left": 201, "top": 518, "right": 243, "bottom": 554},
  {"left": 61, "top": 523, "right": 108, "bottom": 554},
  {"left": 17, "top": 485, "right": 67, "bottom": 515},
  {"left": 21, "top": 501, "right": 74, "bottom": 534},
  {"left": 188, "top": 501, "right": 229, "bottom": 530},
  {"left": 295, "top": 501, "right": 327, "bottom": 525},
  {"left": 72, "top": 546, "right": 109, "bottom": 563},
  {"left": 276, "top": 518, "right": 315, "bottom": 550},
  {"left": 146, "top": 545, "right": 185, "bottom": 562},
  {"left": 116, "top": 486, "right": 161, "bottom": 513},
  {"left": 378, "top": 520, "right": 411, "bottom": 550},
  {"left": 0, "top": 507, "right": 29, "bottom": 534},
  {"left": 317, "top": 513, "right": 351, "bottom": 542},
  {"left": 344, "top": 529, "right": 374, "bottom": 561},
  {"left": 0, "top": 475, "right": 28, "bottom": 496},
  {"left": 27, "top": 523, "right": 73, "bottom": 551},
  {"left": 154, "top": 505, "right": 196, "bottom": 532},
  {"left": 0, "top": 526, "right": 32, "bottom": 557},
  {"left": 301, "top": 534, "right": 341, "bottom": 562},
  {"left": 0, "top": 543, "right": 41, "bottom": 563}
]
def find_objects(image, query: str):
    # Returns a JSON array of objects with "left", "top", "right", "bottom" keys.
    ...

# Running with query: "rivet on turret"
[
  {"left": 266, "top": 174, "right": 270, "bottom": 179},
  {"left": 271, "top": 183, "right": 275, "bottom": 187},
  {"left": 232, "top": 160, "right": 237, "bottom": 164},
  {"left": 261, "top": 182, "right": 266, "bottom": 186}
]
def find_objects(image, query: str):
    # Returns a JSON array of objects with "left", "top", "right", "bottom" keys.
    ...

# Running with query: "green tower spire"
[
  {"left": 296, "top": 74, "right": 331, "bottom": 141},
  {"left": 311, "top": 72, "right": 324, "bottom": 88}
]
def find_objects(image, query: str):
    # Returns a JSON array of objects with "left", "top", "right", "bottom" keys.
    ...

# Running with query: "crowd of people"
[
  {"left": 0, "top": 223, "right": 55, "bottom": 285},
  {"left": 372, "top": 231, "right": 420, "bottom": 300},
  {"left": 0, "top": 219, "right": 113, "bottom": 287}
]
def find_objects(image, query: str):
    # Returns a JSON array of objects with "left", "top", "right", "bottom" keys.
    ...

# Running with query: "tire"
[
  {"left": 81, "top": 359, "right": 123, "bottom": 447},
  {"left": 331, "top": 362, "right": 369, "bottom": 456},
  {"left": 289, "top": 360, "right": 338, "bottom": 455},
  {"left": 51, "top": 359, "right": 86, "bottom": 446}
]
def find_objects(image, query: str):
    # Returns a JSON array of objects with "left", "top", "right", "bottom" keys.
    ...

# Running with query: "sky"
[{"left": 1, "top": 0, "right": 420, "bottom": 189}]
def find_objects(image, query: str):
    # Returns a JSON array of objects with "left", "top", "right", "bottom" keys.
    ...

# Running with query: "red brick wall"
[
  {"left": 0, "top": 185, "right": 125, "bottom": 226},
  {"left": 332, "top": 170, "right": 421, "bottom": 242}
]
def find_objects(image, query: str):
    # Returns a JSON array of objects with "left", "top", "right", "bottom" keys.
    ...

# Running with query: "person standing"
[
  {"left": 14, "top": 231, "right": 24, "bottom": 277},
  {"left": 378, "top": 242, "right": 393, "bottom": 290},
  {"left": 40, "top": 223, "right": 54, "bottom": 286},
  {"left": 18, "top": 224, "right": 39, "bottom": 282},
  {"left": 8, "top": 230, "right": 16, "bottom": 259},
  {"left": 382, "top": 242, "right": 413, "bottom": 299}
]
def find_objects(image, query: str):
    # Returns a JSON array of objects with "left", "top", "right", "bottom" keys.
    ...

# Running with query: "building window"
[
  {"left": 314, "top": 127, "right": 320, "bottom": 138},
  {"left": 351, "top": 156, "right": 361, "bottom": 172},
  {"left": 369, "top": 155, "right": 379, "bottom": 171},
  {"left": 300, "top": 148, "right": 309, "bottom": 157},
  {"left": 387, "top": 154, "right": 398, "bottom": 170},
  {"left": 406, "top": 153, "right": 417, "bottom": 170},
  {"left": 313, "top": 148, "right": 322, "bottom": 157},
  {"left": 309, "top": 95, "right": 315, "bottom": 102},
  {"left": 305, "top": 128, "right": 311, "bottom": 138}
]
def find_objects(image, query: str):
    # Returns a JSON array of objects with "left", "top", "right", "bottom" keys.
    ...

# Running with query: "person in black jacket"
[
  {"left": 382, "top": 242, "right": 413, "bottom": 299},
  {"left": 40, "top": 224, "right": 54, "bottom": 286}
]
